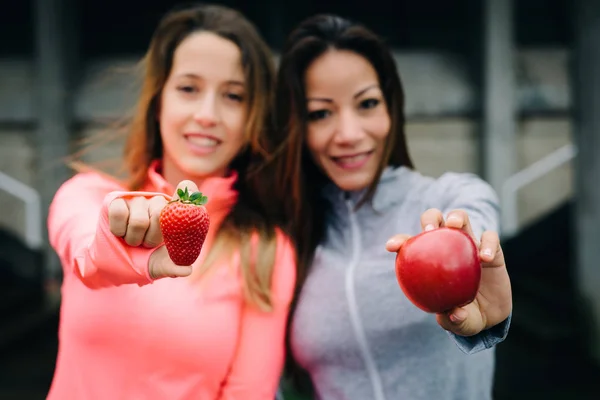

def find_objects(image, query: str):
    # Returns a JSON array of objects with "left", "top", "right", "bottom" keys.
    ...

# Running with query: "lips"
[
  {"left": 183, "top": 133, "right": 222, "bottom": 155},
  {"left": 185, "top": 135, "right": 221, "bottom": 147},
  {"left": 331, "top": 150, "right": 374, "bottom": 169}
]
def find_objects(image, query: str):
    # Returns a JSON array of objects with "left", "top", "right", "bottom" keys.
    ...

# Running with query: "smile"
[
  {"left": 184, "top": 134, "right": 222, "bottom": 155},
  {"left": 331, "top": 151, "right": 374, "bottom": 170}
]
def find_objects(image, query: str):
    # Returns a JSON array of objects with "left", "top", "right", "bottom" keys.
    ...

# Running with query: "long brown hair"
[
  {"left": 74, "top": 3, "right": 284, "bottom": 311},
  {"left": 271, "top": 14, "right": 414, "bottom": 392}
]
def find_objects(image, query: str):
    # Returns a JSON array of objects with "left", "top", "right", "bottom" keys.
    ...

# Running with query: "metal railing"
[
  {"left": 501, "top": 143, "right": 577, "bottom": 238},
  {"left": 0, "top": 171, "right": 43, "bottom": 250}
]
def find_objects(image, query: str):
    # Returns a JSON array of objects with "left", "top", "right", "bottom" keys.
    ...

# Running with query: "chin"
[
  {"left": 323, "top": 161, "right": 378, "bottom": 193},
  {"left": 181, "top": 162, "right": 227, "bottom": 181},
  {"left": 332, "top": 177, "right": 371, "bottom": 193}
]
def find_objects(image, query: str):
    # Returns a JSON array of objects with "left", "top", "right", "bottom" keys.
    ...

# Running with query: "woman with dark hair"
[
  {"left": 273, "top": 14, "right": 512, "bottom": 400},
  {"left": 46, "top": 4, "right": 295, "bottom": 399}
]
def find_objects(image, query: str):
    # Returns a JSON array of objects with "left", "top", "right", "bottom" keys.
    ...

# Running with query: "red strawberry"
[{"left": 159, "top": 187, "right": 210, "bottom": 266}]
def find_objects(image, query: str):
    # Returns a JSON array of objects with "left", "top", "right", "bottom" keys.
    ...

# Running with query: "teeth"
[
  {"left": 187, "top": 136, "right": 219, "bottom": 147},
  {"left": 336, "top": 153, "right": 368, "bottom": 164}
]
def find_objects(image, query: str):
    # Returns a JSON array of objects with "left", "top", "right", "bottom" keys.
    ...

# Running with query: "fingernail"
[
  {"left": 481, "top": 248, "right": 493, "bottom": 258},
  {"left": 386, "top": 238, "right": 398, "bottom": 247},
  {"left": 424, "top": 224, "right": 435, "bottom": 231},
  {"left": 447, "top": 214, "right": 461, "bottom": 224},
  {"left": 450, "top": 308, "right": 467, "bottom": 323}
]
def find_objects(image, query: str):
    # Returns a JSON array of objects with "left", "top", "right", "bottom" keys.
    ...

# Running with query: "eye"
[
  {"left": 177, "top": 85, "right": 197, "bottom": 94},
  {"left": 360, "top": 98, "right": 380, "bottom": 109},
  {"left": 307, "top": 109, "right": 331, "bottom": 121},
  {"left": 225, "top": 92, "right": 244, "bottom": 102}
]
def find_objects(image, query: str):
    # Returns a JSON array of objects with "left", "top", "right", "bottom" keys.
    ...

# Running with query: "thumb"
[
  {"left": 149, "top": 246, "right": 193, "bottom": 279},
  {"left": 436, "top": 302, "right": 484, "bottom": 337},
  {"left": 385, "top": 234, "right": 411, "bottom": 252},
  {"left": 172, "top": 180, "right": 200, "bottom": 200}
]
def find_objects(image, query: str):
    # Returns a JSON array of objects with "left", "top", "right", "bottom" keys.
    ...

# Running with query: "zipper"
[{"left": 344, "top": 199, "right": 386, "bottom": 400}]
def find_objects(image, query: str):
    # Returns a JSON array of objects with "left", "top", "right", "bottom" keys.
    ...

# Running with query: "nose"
[
  {"left": 193, "top": 92, "right": 220, "bottom": 128},
  {"left": 333, "top": 109, "right": 364, "bottom": 144}
]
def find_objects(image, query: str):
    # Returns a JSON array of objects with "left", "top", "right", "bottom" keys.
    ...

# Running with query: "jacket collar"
[{"left": 322, "top": 166, "right": 417, "bottom": 212}]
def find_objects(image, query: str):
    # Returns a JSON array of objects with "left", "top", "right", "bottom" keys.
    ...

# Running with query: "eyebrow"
[
  {"left": 307, "top": 83, "right": 379, "bottom": 103},
  {"left": 177, "top": 73, "right": 245, "bottom": 86}
]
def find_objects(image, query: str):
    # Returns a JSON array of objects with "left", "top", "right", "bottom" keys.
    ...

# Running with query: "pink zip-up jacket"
[{"left": 46, "top": 162, "right": 296, "bottom": 400}]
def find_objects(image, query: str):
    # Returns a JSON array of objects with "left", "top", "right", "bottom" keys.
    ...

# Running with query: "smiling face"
[
  {"left": 159, "top": 31, "right": 247, "bottom": 185},
  {"left": 304, "top": 49, "right": 390, "bottom": 192}
]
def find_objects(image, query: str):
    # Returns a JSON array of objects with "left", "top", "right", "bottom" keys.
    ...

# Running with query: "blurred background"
[{"left": 1, "top": 0, "right": 599, "bottom": 398}]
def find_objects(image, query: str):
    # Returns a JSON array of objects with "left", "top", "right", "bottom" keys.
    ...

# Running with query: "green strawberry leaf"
[
  {"left": 189, "top": 191, "right": 208, "bottom": 206},
  {"left": 177, "top": 188, "right": 185, "bottom": 199},
  {"left": 189, "top": 192, "right": 201, "bottom": 201}
]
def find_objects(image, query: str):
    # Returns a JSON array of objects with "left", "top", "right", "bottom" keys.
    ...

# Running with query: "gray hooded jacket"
[{"left": 289, "top": 166, "right": 511, "bottom": 400}]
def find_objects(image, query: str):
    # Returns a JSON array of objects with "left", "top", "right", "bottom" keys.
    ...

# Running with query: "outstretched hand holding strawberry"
[{"left": 108, "top": 180, "right": 210, "bottom": 280}]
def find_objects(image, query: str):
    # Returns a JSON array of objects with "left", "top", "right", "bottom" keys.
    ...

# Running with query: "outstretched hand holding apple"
[{"left": 385, "top": 209, "right": 512, "bottom": 337}]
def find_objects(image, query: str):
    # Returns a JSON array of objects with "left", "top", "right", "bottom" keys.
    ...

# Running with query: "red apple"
[{"left": 395, "top": 227, "right": 481, "bottom": 313}]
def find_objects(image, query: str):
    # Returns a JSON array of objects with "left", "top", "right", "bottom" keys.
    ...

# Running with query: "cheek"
[
  {"left": 369, "top": 112, "right": 391, "bottom": 142},
  {"left": 221, "top": 106, "right": 246, "bottom": 150},
  {"left": 159, "top": 93, "right": 188, "bottom": 139},
  {"left": 305, "top": 129, "right": 328, "bottom": 168},
  {"left": 306, "top": 126, "right": 328, "bottom": 157}
]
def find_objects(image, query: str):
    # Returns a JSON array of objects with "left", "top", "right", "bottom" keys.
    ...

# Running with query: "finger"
[
  {"left": 143, "top": 196, "right": 168, "bottom": 249},
  {"left": 149, "top": 246, "right": 193, "bottom": 279},
  {"left": 479, "top": 230, "right": 501, "bottom": 265},
  {"left": 420, "top": 208, "right": 444, "bottom": 232},
  {"left": 152, "top": 262, "right": 193, "bottom": 279},
  {"left": 108, "top": 198, "right": 129, "bottom": 238},
  {"left": 385, "top": 234, "right": 412, "bottom": 252},
  {"left": 436, "top": 303, "right": 484, "bottom": 337},
  {"left": 480, "top": 231, "right": 505, "bottom": 268},
  {"left": 445, "top": 209, "right": 475, "bottom": 239},
  {"left": 124, "top": 197, "right": 150, "bottom": 247},
  {"left": 164, "top": 265, "right": 193, "bottom": 279},
  {"left": 173, "top": 180, "right": 199, "bottom": 200}
]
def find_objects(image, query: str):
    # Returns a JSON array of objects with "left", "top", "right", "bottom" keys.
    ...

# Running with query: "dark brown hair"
[
  {"left": 74, "top": 3, "right": 284, "bottom": 311},
  {"left": 271, "top": 14, "right": 414, "bottom": 393}
]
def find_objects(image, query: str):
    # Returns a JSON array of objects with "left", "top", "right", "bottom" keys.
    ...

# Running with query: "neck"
[{"left": 161, "top": 155, "right": 227, "bottom": 191}]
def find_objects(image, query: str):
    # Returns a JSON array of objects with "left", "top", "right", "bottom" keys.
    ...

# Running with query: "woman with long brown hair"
[
  {"left": 46, "top": 4, "right": 295, "bottom": 399},
  {"left": 273, "top": 14, "right": 512, "bottom": 400}
]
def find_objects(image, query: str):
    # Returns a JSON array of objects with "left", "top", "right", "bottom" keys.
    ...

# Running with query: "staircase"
[
  {"left": 0, "top": 227, "right": 58, "bottom": 399},
  {"left": 0, "top": 227, "right": 46, "bottom": 344},
  {"left": 503, "top": 200, "right": 582, "bottom": 345},
  {"left": 493, "top": 200, "right": 600, "bottom": 399}
]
